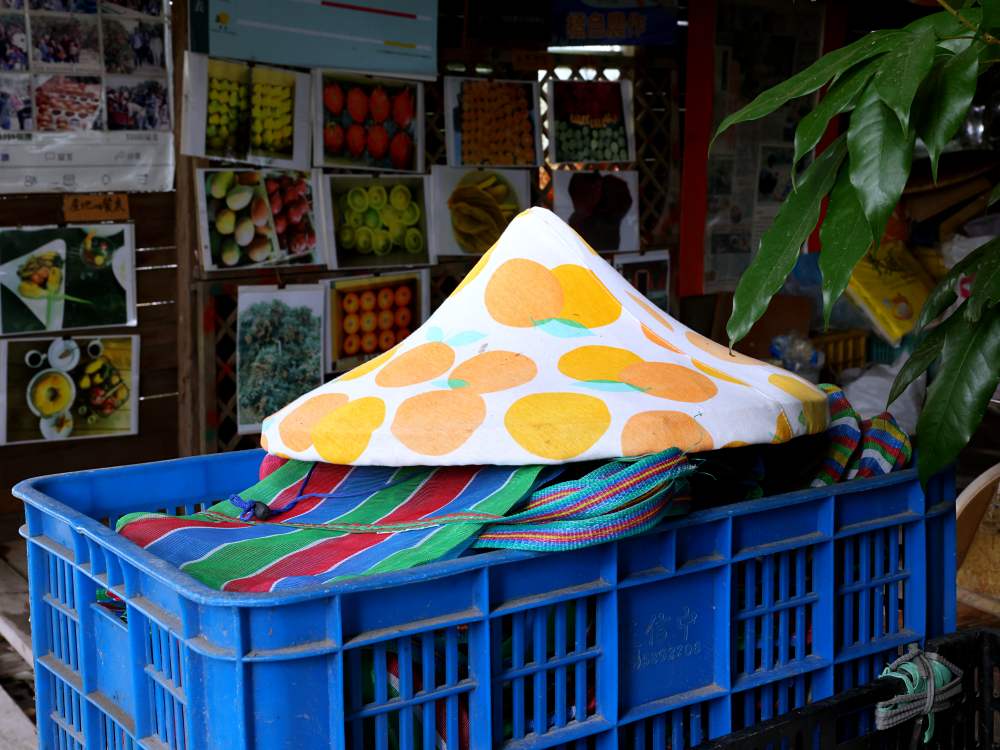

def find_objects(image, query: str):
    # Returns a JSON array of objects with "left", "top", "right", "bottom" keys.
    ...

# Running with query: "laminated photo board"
[
  {"left": 0, "top": 0, "right": 174, "bottom": 193},
  {"left": 261, "top": 208, "right": 829, "bottom": 467},
  {"left": 327, "top": 269, "right": 430, "bottom": 374},
  {"left": 236, "top": 284, "right": 325, "bottom": 434},
  {"left": 613, "top": 250, "right": 670, "bottom": 313},
  {"left": 312, "top": 69, "right": 425, "bottom": 173},
  {"left": 321, "top": 173, "right": 430, "bottom": 270},
  {"left": 0, "top": 334, "right": 139, "bottom": 445},
  {"left": 546, "top": 79, "right": 636, "bottom": 165},
  {"left": 552, "top": 169, "right": 639, "bottom": 252},
  {"left": 196, "top": 168, "right": 325, "bottom": 272},
  {"left": 0, "top": 223, "right": 137, "bottom": 334},
  {"left": 428, "top": 165, "right": 531, "bottom": 260},
  {"left": 181, "top": 52, "right": 311, "bottom": 169},
  {"left": 443, "top": 76, "right": 542, "bottom": 167}
]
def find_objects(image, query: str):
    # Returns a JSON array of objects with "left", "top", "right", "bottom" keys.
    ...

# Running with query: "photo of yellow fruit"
[
  {"left": 206, "top": 59, "right": 251, "bottom": 159},
  {"left": 250, "top": 66, "right": 296, "bottom": 160},
  {"left": 448, "top": 171, "right": 520, "bottom": 254}
]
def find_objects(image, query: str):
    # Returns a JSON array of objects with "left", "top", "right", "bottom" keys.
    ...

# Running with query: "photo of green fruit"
[
  {"left": 327, "top": 175, "right": 429, "bottom": 270},
  {"left": 549, "top": 80, "right": 634, "bottom": 164},
  {"left": 205, "top": 58, "right": 251, "bottom": 160}
]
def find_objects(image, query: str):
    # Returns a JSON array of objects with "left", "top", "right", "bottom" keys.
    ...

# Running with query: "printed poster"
[
  {"left": 552, "top": 169, "right": 639, "bottom": 252},
  {"left": 614, "top": 250, "right": 670, "bottom": 312},
  {"left": 1, "top": 334, "right": 139, "bottom": 444},
  {"left": 0, "top": 223, "right": 137, "bottom": 334},
  {"left": 181, "top": 52, "right": 311, "bottom": 170},
  {"left": 189, "top": 0, "right": 438, "bottom": 80},
  {"left": 428, "top": 165, "right": 531, "bottom": 260},
  {"left": 443, "top": 76, "right": 542, "bottom": 167},
  {"left": 236, "top": 284, "right": 325, "bottom": 434},
  {"left": 547, "top": 79, "right": 636, "bottom": 165},
  {"left": 328, "top": 270, "right": 429, "bottom": 373},
  {"left": 0, "top": 0, "right": 174, "bottom": 193},
  {"left": 196, "top": 168, "right": 324, "bottom": 271}
]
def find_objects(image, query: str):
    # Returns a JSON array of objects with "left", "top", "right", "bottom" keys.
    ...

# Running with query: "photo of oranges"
[
  {"left": 444, "top": 76, "right": 541, "bottom": 167},
  {"left": 329, "top": 271, "right": 427, "bottom": 373}
]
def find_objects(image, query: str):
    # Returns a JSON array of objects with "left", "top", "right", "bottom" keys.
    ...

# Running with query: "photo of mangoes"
[
  {"left": 329, "top": 176, "right": 429, "bottom": 269},
  {"left": 330, "top": 273, "right": 423, "bottom": 371},
  {"left": 319, "top": 72, "right": 421, "bottom": 171},
  {"left": 447, "top": 171, "right": 520, "bottom": 254},
  {"left": 250, "top": 66, "right": 295, "bottom": 160},
  {"left": 550, "top": 80, "right": 632, "bottom": 164},
  {"left": 200, "top": 169, "right": 320, "bottom": 270},
  {"left": 205, "top": 59, "right": 250, "bottom": 159}
]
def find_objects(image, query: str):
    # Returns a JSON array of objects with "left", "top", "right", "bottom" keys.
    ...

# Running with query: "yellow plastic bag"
[{"left": 846, "top": 241, "right": 934, "bottom": 346}]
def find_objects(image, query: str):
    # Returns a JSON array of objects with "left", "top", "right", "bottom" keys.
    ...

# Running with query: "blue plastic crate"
[{"left": 14, "top": 450, "right": 955, "bottom": 750}]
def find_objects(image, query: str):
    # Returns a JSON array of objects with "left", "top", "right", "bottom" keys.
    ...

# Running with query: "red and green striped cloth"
[{"left": 116, "top": 450, "right": 692, "bottom": 592}]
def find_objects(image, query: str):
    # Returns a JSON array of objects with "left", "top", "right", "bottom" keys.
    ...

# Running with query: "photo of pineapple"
[
  {"left": 205, "top": 58, "right": 250, "bottom": 159},
  {"left": 250, "top": 66, "right": 296, "bottom": 160}
]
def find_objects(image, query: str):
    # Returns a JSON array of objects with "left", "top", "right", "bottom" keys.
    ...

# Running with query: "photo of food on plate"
[
  {"left": 328, "top": 270, "right": 427, "bottom": 373},
  {"left": 196, "top": 168, "right": 323, "bottom": 271},
  {"left": 0, "top": 14, "right": 28, "bottom": 71},
  {"left": 30, "top": 15, "right": 100, "bottom": 71},
  {"left": 0, "top": 224, "right": 136, "bottom": 334},
  {"left": 0, "top": 74, "right": 32, "bottom": 130},
  {"left": 314, "top": 70, "right": 423, "bottom": 172},
  {"left": 1, "top": 335, "right": 138, "bottom": 444},
  {"left": 236, "top": 286, "right": 324, "bottom": 434},
  {"left": 324, "top": 175, "right": 429, "bottom": 269},
  {"left": 33, "top": 74, "right": 102, "bottom": 131},
  {"left": 429, "top": 165, "right": 530, "bottom": 259},
  {"left": 547, "top": 80, "right": 635, "bottom": 164},
  {"left": 105, "top": 75, "right": 168, "bottom": 130},
  {"left": 444, "top": 76, "right": 541, "bottom": 167},
  {"left": 552, "top": 169, "right": 639, "bottom": 253}
]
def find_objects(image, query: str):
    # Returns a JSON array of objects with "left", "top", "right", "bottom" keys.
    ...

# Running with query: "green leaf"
[
  {"left": 915, "top": 304, "right": 1000, "bottom": 484},
  {"left": 727, "top": 136, "right": 847, "bottom": 346},
  {"left": 847, "top": 86, "right": 914, "bottom": 246},
  {"left": 872, "top": 27, "right": 937, "bottom": 129},
  {"left": 967, "top": 243, "right": 1000, "bottom": 321},
  {"left": 905, "top": 7, "right": 981, "bottom": 37},
  {"left": 913, "top": 42, "right": 981, "bottom": 181},
  {"left": 818, "top": 164, "right": 873, "bottom": 325},
  {"left": 989, "top": 183, "right": 1000, "bottom": 207},
  {"left": 793, "top": 63, "right": 876, "bottom": 177},
  {"left": 711, "top": 30, "right": 906, "bottom": 147},
  {"left": 887, "top": 308, "right": 960, "bottom": 405},
  {"left": 984, "top": 0, "right": 1000, "bottom": 32},
  {"left": 916, "top": 236, "right": 999, "bottom": 330}
]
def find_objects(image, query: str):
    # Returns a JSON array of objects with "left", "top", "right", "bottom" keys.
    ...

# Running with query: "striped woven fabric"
[
  {"left": 811, "top": 384, "right": 863, "bottom": 487},
  {"left": 117, "top": 460, "right": 548, "bottom": 592},
  {"left": 846, "top": 412, "right": 912, "bottom": 480}
]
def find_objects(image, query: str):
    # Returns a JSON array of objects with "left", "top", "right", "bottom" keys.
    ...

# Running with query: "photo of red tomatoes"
[{"left": 319, "top": 72, "right": 422, "bottom": 171}]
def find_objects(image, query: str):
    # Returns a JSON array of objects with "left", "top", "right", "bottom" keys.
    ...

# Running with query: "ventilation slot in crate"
[
  {"left": 619, "top": 700, "right": 712, "bottom": 750},
  {"left": 47, "top": 668, "right": 85, "bottom": 750},
  {"left": 344, "top": 625, "right": 472, "bottom": 750},
  {"left": 494, "top": 596, "right": 599, "bottom": 745},
  {"left": 100, "top": 712, "right": 139, "bottom": 750},
  {"left": 732, "top": 673, "right": 813, "bottom": 731},
  {"left": 734, "top": 546, "right": 816, "bottom": 679},
  {"left": 146, "top": 621, "right": 187, "bottom": 750}
]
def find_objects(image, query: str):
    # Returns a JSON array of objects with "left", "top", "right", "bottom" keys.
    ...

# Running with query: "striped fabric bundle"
[
  {"left": 846, "top": 412, "right": 912, "bottom": 480},
  {"left": 811, "top": 384, "right": 863, "bottom": 487},
  {"left": 116, "top": 450, "right": 692, "bottom": 592},
  {"left": 117, "top": 460, "right": 549, "bottom": 592}
]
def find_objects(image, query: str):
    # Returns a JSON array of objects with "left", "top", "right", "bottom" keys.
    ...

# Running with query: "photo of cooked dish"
[
  {"left": 0, "top": 224, "right": 136, "bottom": 334},
  {"left": 2, "top": 335, "right": 138, "bottom": 444},
  {"left": 33, "top": 74, "right": 102, "bottom": 131}
]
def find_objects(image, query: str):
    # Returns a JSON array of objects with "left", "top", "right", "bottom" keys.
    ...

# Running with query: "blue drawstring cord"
[{"left": 229, "top": 462, "right": 319, "bottom": 521}]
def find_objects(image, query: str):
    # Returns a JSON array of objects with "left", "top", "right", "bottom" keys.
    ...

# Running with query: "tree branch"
[{"left": 937, "top": 0, "right": 1000, "bottom": 46}]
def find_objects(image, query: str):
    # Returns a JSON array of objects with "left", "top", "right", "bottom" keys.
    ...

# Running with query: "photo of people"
[
  {"left": 106, "top": 75, "right": 167, "bottom": 130},
  {"left": 102, "top": 17, "right": 164, "bottom": 74},
  {"left": 30, "top": 15, "right": 100, "bottom": 70},
  {"left": 101, "top": 0, "right": 160, "bottom": 16},
  {"left": 33, "top": 74, "right": 102, "bottom": 130},
  {"left": 0, "top": 74, "right": 30, "bottom": 129},
  {"left": 0, "top": 14, "right": 28, "bottom": 71},
  {"left": 29, "top": 0, "right": 97, "bottom": 11}
]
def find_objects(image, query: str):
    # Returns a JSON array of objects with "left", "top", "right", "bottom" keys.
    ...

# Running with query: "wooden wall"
[{"left": 0, "top": 191, "right": 180, "bottom": 531}]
